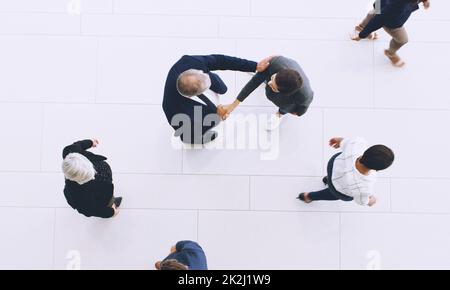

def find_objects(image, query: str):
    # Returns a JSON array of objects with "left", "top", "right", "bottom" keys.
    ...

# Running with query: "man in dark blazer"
[{"left": 162, "top": 54, "right": 266, "bottom": 145}]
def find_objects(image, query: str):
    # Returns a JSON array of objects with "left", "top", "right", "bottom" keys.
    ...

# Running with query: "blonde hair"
[{"left": 62, "top": 153, "right": 96, "bottom": 185}]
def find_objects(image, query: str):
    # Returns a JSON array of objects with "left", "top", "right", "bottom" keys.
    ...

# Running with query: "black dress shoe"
[
  {"left": 114, "top": 197, "right": 123, "bottom": 208},
  {"left": 322, "top": 176, "right": 328, "bottom": 185},
  {"left": 297, "top": 193, "right": 312, "bottom": 204}
]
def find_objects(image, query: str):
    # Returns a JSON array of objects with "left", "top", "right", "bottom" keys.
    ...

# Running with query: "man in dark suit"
[{"left": 162, "top": 55, "right": 267, "bottom": 145}]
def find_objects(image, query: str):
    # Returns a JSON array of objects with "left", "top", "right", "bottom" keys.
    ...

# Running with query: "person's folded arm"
[{"left": 62, "top": 140, "right": 94, "bottom": 158}]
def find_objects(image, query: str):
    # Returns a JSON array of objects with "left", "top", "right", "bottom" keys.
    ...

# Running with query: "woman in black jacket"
[
  {"left": 351, "top": 0, "right": 430, "bottom": 67},
  {"left": 62, "top": 139, "right": 122, "bottom": 218}
]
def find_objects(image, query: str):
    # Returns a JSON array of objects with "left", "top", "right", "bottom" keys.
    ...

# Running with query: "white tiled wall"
[{"left": 0, "top": 0, "right": 449, "bottom": 270}]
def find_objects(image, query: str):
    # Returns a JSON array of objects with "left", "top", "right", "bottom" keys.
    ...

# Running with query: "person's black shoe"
[
  {"left": 297, "top": 193, "right": 312, "bottom": 204},
  {"left": 114, "top": 197, "right": 123, "bottom": 208},
  {"left": 322, "top": 176, "right": 328, "bottom": 185}
]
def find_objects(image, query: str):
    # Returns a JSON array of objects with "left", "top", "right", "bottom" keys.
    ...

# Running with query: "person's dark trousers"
[{"left": 309, "top": 153, "right": 354, "bottom": 202}]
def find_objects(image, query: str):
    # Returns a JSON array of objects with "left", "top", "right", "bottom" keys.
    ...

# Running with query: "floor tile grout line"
[
  {"left": 1, "top": 170, "right": 450, "bottom": 181},
  {"left": 389, "top": 177, "right": 393, "bottom": 213},
  {"left": 79, "top": 10, "right": 82, "bottom": 35},
  {"left": 93, "top": 37, "right": 100, "bottom": 104},
  {"left": 1, "top": 10, "right": 450, "bottom": 23},
  {"left": 52, "top": 208, "right": 57, "bottom": 270},
  {"left": 5, "top": 101, "right": 450, "bottom": 113},
  {"left": 39, "top": 103, "right": 45, "bottom": 171},
  {"left": 248, "top": 176, "right": 251, "bottom": 210},
  {"left": 217, "top": 15, "right": 220, "bottom": 38},
  {"left": 322, "top": 108, "right": 325, "bottom": 171},
  {"left": 181, "top": 147, "right": 184, "bottom": 174},
  {"left": 339, "top": 213, "right": 342, "bottom": 270},
  {"left": 2, "top": 32, "right": 450, "bottom": 45},
  {"left": 2, "top": 205, "right": 450, "bottom": 216},
  {"left": 196, "top": 210, "right": 200, "bottom": 241},
  {"left": 372, "top": 40, "right": 376, "bottom": 108}
]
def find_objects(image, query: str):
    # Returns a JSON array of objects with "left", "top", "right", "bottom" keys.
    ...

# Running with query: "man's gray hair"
[
  {"left": 62, "top": 153, "right": 96, "bottom": 185},
  {"left": 176, "top": 69, "right": 211, "bottom": 97}
]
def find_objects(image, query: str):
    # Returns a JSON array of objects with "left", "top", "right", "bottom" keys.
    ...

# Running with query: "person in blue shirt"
[
  {"left": 351, "top": 0, "right": 430, "bottom": 67},
  {"left": 155, "top": 241, "right": 208, "bottom": 270}
]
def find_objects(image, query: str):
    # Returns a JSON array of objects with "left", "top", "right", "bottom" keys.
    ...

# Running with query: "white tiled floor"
[{"left": 0, "top": 0, "right": 449, "bottom": 270}]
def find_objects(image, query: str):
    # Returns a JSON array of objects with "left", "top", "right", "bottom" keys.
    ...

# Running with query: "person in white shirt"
[{"left": 298, "top": 137, "right": 394, "bottom": 207}]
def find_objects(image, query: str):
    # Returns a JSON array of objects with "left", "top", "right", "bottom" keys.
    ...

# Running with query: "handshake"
[
  {"left": 216, "top": 55, "right": 275, "bottom": 121},
  {"left": 217, "top": 101, "right": 238, "bottom": 121}
]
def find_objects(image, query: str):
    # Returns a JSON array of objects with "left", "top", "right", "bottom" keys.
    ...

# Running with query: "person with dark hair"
[
  {"left": 351, "top": 0, "right": 430, "bottom": 67},
  {"left": 155, "top": 241, "right": 207, "bottom": 270},
  {"left": 221, "top": 56, "right": 314, "bottom": 131},
  {"left": 298, "top": 137, "right": 394, "bottom": 207}
]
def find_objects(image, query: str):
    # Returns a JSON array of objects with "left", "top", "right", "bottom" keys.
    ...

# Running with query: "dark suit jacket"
[
  {"left": 62, "top": 140, "right": 115, "bottom": 219},
  {"left": 162, "top": 55, "right": 257, "bottom": 144}
]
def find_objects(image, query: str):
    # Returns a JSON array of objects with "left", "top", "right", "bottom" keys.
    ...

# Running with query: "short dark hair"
[
  {"left": 160, "top": 259, "right": 189, "bottom": 270},
  {"left": 275, "top": 69, "right": 303, "bottom": 94},
  {"left": 360, "top": 145, "right": 395, "bottom": 171}
]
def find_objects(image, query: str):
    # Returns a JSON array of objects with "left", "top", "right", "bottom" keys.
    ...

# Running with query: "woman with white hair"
[{"left": 62, "top": 139, "right": 122, "bottom": 218}]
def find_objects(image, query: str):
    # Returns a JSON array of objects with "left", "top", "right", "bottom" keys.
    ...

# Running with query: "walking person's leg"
[
  {"left": 356, "top": 9, "right": 379, "bottom": 40},
  {"left": 383, "top": 27, "right": 409, "bottom": 67},
  {"left": 358, "top": 9, "right": 376, "bottom": 30},
  {"left": 298, "top": 188, "right": 340, "bottom": 203}
]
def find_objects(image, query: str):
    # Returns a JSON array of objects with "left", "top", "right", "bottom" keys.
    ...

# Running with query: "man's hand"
[
  {"left": 368, "top": 196, "right": 377, "bottom": 207},
  {"left": 220, "top": 104, "right": 234, "bottom": 120},
  {"left": 217, "top": 105, "right": 230, "bottom": 120},
  {"left": 256, "top": 56, "right": 276, "bottom": 73},
  {"left": 155, "top": 261, "right": 161, "bottom": 270},
  {"left": 219, "top": 100, "right": 241, "bottom": 121},
  {"left": 170, "top": 245, "right": 177, "bottom": 254},
  {"left": 92, "top": 139, "right": 99, "bottom": 147},
  {"left": 423, "top": 0, "right": 430, "bottom": 9},
  {"left": 329, "top": 137, "right": 344, "bottom": 149}
]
